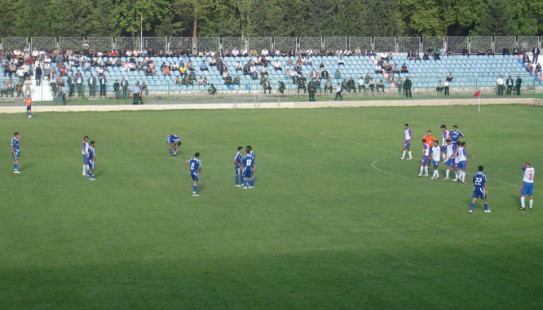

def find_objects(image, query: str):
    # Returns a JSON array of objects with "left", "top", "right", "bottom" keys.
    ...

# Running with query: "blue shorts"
[
  {"left": 420, "top": 155, "right": 429, "bottom": 165},
  {"left": 82, "top": 154, "right": 88, "bottom": 164},
  {"left": 446, "top": 158, "right": 454, "bottom": 167},
  {"left": 191, "top": 173, "right": 199, "bottom": 182},
  {"left": 88, "top": 159, "right": 95, "bottom": 170},
  {"left": 521, "top": 182, "right": 534, "bottom": 196},
  {"left": 432, "top": 160, "right": 440, "bottom": 168},
  {"left": 243, "top": 168, "right": 253, "bottom": 178},
  {"left": 458, "top": 161, "right": 466, "bottom": 170},
  {"left": 12, "top": 150, "right": 20, "bottom": 160},
  {"left": 167, "top": 137, "right": 180, "bottom": 145},
  {"left": 404, "top": 140, "right": 411, "bottom": 149},
  {"left": 473, "top": 188, "right": 486, "bottom": 199}
]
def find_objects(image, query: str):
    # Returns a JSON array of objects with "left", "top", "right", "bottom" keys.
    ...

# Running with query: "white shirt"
[
  {"left": 445, "top": 144, "right": 455, "bottom": 159},
  {"left": 441, "top": 130, "right": 449, "bottom": 146},
  {"left": 456, "top": 146, "right": 466, "bottom": 162},
  {"left": 523, "top": 167, "right": 535, "bottom": 183},
  {"left": 497, "top": 77, "right": 504, "bottom": 85},
  {"left": 404, "top": 129, "right": 411, "bottom": 140},
  {"left": 431, "top": 146, "right": 441, "bottom": 161}
]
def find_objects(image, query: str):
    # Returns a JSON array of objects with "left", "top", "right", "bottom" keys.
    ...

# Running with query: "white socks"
[
  {"left": 522, "top": 197, "right": 534, "bottom": 208},
  {"left": 408, "top": 151, "right": 412, "bottom": 159},
  {"left": 401, "top": 151, "right": 406, "bottom": 159},
  {"left": 445, "top": 169, "right": 450, "bottom": 178}
]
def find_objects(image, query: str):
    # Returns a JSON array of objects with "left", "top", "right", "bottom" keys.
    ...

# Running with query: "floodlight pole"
[{"left": 140, "top": 13, "right": 143, "bottom": 52}]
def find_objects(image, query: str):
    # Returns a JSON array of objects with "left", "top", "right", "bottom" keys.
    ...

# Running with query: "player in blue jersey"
[
  {"left": 82, "top": 136, "right": 89, "bottom": 176},
  {"left": 234, "top": 146, "right": 243, "bottom": 187},
  {"left": 246, "top": 145, "right": 255, "bottom": 186},
  {"left": 87, "top": 141, "right": 96, "bottom": 181},
  {"left": 401, "top": 123, "right": 413, "bottom": 160},
  {"left": 185, "top": 152, "right": 202, "bottom": 196},
  {"left": 449, "top": 125, "right": 463, "bottom": 144},
  {"left": 242, "top": 149, "right": 255, "bottom": 189},
  {"left": 11, "top": 132, "right": 21, "bottom": 174},
  {"left": 469, "top": 165, "right": 491, "bottom": 213},
  {"left": 166, "top": 134, "right": 182, "bottom": 156},
  {"left": 418, "top": 138, "right": 430, "bottom": 177},
  {"left": 442, "top": 139, "right": 456, "bottom": 180}
]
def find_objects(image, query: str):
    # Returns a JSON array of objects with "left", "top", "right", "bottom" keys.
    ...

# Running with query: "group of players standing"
[
  {"left": 166, "top": 134, "right": 256, "bottom": 197},
  {"left": 401, "top": 124, "right": 535, "bottom": 213}
]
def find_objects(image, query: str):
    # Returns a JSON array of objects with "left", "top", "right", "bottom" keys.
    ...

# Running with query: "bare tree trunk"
[{"left": 192, "top": 9, "right": 197, "bottom": 50}]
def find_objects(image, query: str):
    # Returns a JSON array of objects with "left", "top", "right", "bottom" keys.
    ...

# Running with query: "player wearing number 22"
[
  {"left": 519, "top": 162, "right": 535, "bottom": 210},
  {"left": 185, "top": 152, "right": 202, "bottom": 197},
  {"left": 241, "top": 149, "right": 255, "bottom": 189},
  {"left": 469, "top": 165, "right": 491, "bottom": 213}
]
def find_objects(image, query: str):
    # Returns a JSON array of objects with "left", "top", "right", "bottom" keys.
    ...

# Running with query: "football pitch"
[{"left": 1, "top": 104, "right": 542, "bottom": 309}]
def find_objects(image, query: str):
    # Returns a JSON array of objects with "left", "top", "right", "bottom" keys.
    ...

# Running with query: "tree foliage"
[{"left": 0, "top": 0, "right": 542, "bottom": 38}]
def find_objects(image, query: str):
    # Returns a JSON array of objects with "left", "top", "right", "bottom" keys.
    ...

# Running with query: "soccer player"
[
  {"left": 87, "top": 141, "right": 96, "bottom": 181},
  {"left": 166, "top": 134, "right": 182, "bottom": 156},
  {"left": 449, "top": 125, "right": 463, "bottom": 144},
  {"left": 401, "top": 123, "right": 413, "bottom": 160},
  {"left": 454, "top": 141, "right": 475, "bottom": 183},
  {"left": 81, "top": 136, "right": 89, "bottom": 176},
  {"left": 25, "top": 95, "right": 32, "bottom": 118},
  {"left": 423, "top": 130, "right": 435, "bottom": 147},
  {"left": 185, "top": 152, "right": 202, "bottom": 196},
  {"left": 520, "top": 162, "right": 535, "bottom": 210},
  {"left": 234, "top": 146, "right": 243, "bottom": 187},
  {"left": 418, "top": 138, "right": 429, "bottom": 177},
  {"left": 246, "top": 145, "right": 255, "bottom": 186},
  {"left": 440, "top": 124, "right": 449, "bottom": 159},
  {"left": 11, "top": 132, "right": 21, "bottom": 174},
  {"left": 442, "top": 139, "right": 456, "bottom": 180},
  {"left": 469, "top": 165, "right": 491, "bottom": 213},
  {"left": 242, "top": 149, "right": 255, "bottom": 188},
  {"left": 430, "top": 140, "right": 441, "bottom": 179}
]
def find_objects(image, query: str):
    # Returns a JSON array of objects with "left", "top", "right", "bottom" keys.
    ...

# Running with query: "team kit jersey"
[
  {"left": 425, "top": 136, "right": 435, "bottom": 147},
  {"left": 450, "top": 130, "right": 463, "bottom": 143},
  {"left": 404, "top": 129, "right": 412, "bottom": 148},
  {"left": 188, "top": 157, "right": 202, "bottom": 181},
  {"left": 87, "top": 145, "right": 96, "bottom": 169},
  {"left": 472, "top": 172, "right": 487, "bottom": 199},
  {"left": 242, "top": 154, "right": 255, "bottom": 178},
  {"left": 82, "top": 141, "right": 89, "bottom": 163},
  {"left": 521, "top": 166, "right": 535, "bottom": 196},
  {"left": 11, "top": 137, "right": 20, "bottom": 160},
  {"left": 441, "top": 130, "right": 449, "bottom": 146},
  {"left": 431, "top": 146, "right": 441, "bottom": 167},
  {"left": 445, "top": 144, "right": 457, "bottom": 167},
  {"left": 420, "top": 143, "right": 430, "bottom": 164},
  {"left": 456, "top": 146, "right": 467, "bottom": 169},
  {"left": 167, "top": 135, "right": 180, "bottom": 144}
]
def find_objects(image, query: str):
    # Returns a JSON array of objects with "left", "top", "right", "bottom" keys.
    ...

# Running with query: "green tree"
[
  {"left": 112, "top": 0, "right": 170, "bottom": 36},
  {"left": 474, "top": 0, "right": 513, "bottom": 35}
]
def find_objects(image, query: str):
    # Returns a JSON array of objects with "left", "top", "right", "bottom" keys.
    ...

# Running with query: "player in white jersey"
[
  {"left": 401, "top": 123, "right": 413, "bottom": 160},
  {"left": 441, "top": 139, "right": 456, "bottom": 180},
  {"left": 453, "top": 141, "right": 474, "bottom": 183},
  {"left": 418, "top": 139, "right": 430, "bottom": 176},
  {"left": 519, "top": 162, "right": 535, "bottom": 210},
  {"left": 440, "top": 125, "right": 449, "bottom": 159},
  {"left": 430, "top": 140, "right": 442, "bottom": 179},
  {"left": 81, "top": 136, "right": 89, "bottom": 176}
]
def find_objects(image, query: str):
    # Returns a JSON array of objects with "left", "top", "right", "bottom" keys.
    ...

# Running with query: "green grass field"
[{"left": 1, "top": 105, "right": 542, "bottom": 309}]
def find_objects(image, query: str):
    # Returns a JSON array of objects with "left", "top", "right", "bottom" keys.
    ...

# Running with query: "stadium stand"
[{"left": 0, "top": 44, "right": 541, "bottom": 101}]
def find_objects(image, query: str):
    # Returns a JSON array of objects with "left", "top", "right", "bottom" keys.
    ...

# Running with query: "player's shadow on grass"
[
  {"left": 94, "top": 170, "right": 104, "bottom": 178},
  {"left": 19, "top": 163, "right": 33, "bottom": 171},
  {"left": 198, "top": 183, "right": 206, "bottom": 193},
  {"left": 511, "top": 194, "right": 520, "bottom": 208}
]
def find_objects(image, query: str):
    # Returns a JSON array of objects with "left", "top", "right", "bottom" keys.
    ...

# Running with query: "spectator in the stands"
[
  {"left": 487, "top": 48, "right": 494, "bottom": 55},
  {"left": 536, "top": 63, "right": 542, "bottom": 75},
  {"left": 462, "top": 47, "right": 469, "bottom": 56},
  {"left": 401, "top": 63, "right": 409, "bottom": 73},
  {"left": 236, "top": 61, "right": 242, "bottom": 72},
  {"left": 334, "top": 68, "right": 341, "bottom": 80},
  {"left": 502, "top": 46, "right": 510, "bottom": 56},
  {"left": 477, "top": 47, "right": 485, "bottom": 55},
  {"left": 321, "top": 67, "right": 329, "bottom": 79},
  {"left": 532, "top": 45, "right": 540, "bottom": 64},
  {"left": 423, "top": 51, "right": 430, "bottom": 60},
  {"left": 376, "top": 80, "right": 385, "bottom": 93},
  {"left": 513, "top": 45, "right": 520, "bottom": 55},
  {"left": 525, "top": 61, "right": 533, "bottom": 72},
  {"left": 273, "top": 59, "right": 282, "bottom": 72},
  {"left": 200, "top": 60, "right": 208, "bottom": 71},
  {"left": 232, "top": 47, "right": 239, "bottom": 57},
  {"left": 338, "top": 56, "right": 345, "bottom": 67}
]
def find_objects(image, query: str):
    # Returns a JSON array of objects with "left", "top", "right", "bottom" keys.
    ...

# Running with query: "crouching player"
[
  {"left": 242, "top": 149, "right": 255, "bottom": 189},
  {"left": 469, "top": 165, "right": 491, "bottom": 213},
  {"left": 520, "top": 162, "right": 535, "bottom": 210},
  {"left": 430, "top": 140, "right": 441, "bottom": 179},
  {"left": 418, "top": 139, "right": 430, "bottom": 177},
  {"left": 167, "top": 134, "right": 182, "bottom": 156}
]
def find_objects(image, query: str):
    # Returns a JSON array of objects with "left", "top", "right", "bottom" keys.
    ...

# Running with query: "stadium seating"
[{"left": 0, "top": 54, "right": 539, "bottom": 100}]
